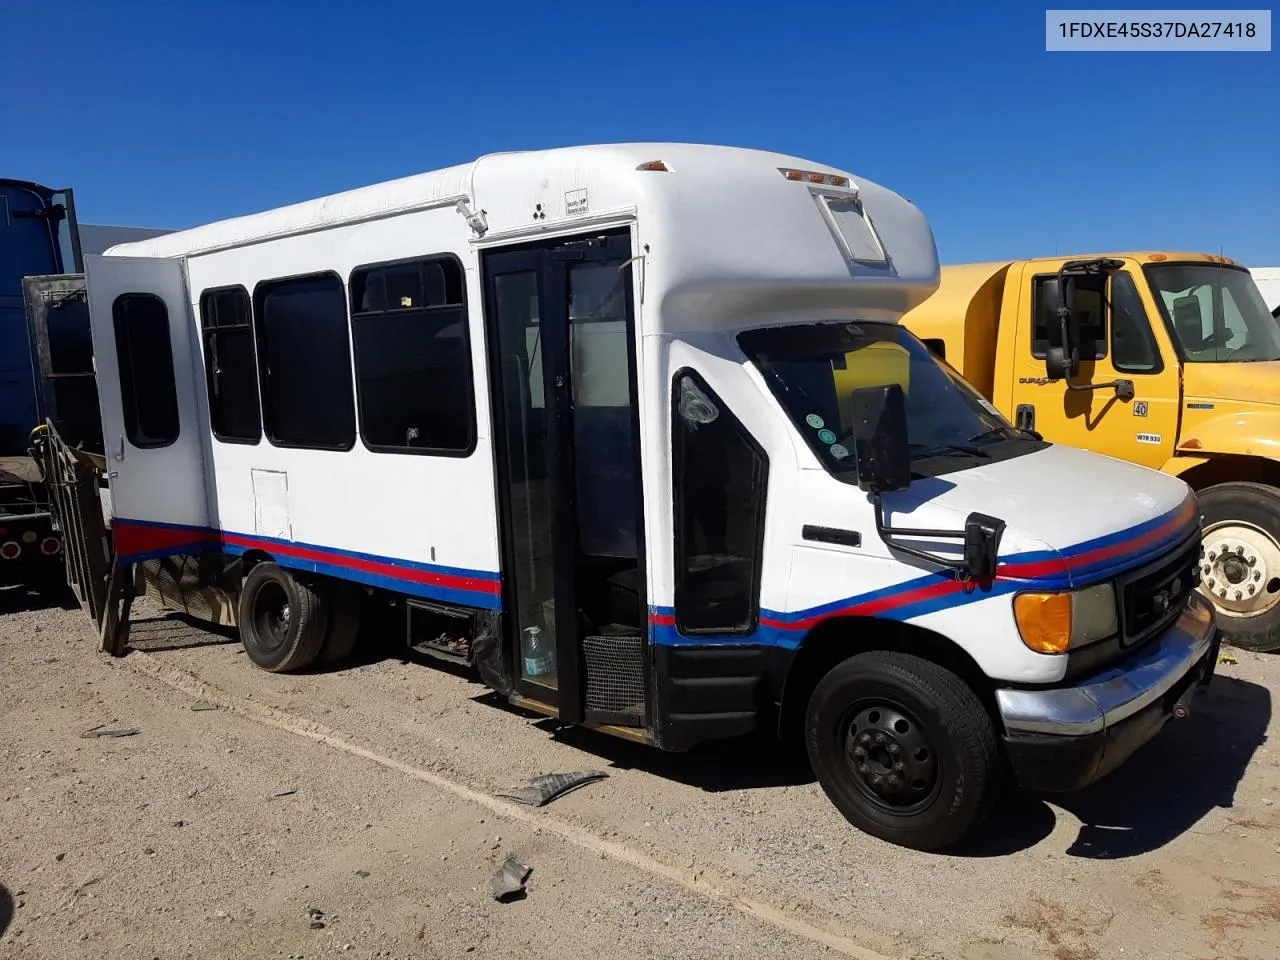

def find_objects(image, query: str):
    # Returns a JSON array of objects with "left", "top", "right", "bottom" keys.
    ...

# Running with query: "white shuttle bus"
[{"left": 85, "top": 144, "right": 1218, "bottom": 849}]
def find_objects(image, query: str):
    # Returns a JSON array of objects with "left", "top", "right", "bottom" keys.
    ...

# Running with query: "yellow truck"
[{"left": 902, "top": 252, "right": 1280, "bottom": 651}]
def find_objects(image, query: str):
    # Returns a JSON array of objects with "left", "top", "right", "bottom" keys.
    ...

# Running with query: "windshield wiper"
[
  {"left": 968, "top": 426, "right": 1040, "bottom": 443},
  {"left": 911, "top": 442, "right": 990, "bottom": 459}
]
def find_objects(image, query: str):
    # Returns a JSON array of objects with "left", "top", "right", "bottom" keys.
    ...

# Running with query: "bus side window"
[
  {"left": 349, "top": 256, "right": 474, "bottom": 455},
  {"left": 112, "top": 293, "right": 180, "bottom": 449},
  {"left": 199, "top": 286, "right": 263, "bottom": 443},
  {"left": 253, "top": 273, "right": 356, "bottom": 451},
  {"left": 671, "top": 371, "right": 769, "bottom": 636}
]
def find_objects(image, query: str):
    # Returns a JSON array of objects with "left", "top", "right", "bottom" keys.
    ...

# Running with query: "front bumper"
[{"left": 996, "top": 591, "right": 1218, "bottom": 792}]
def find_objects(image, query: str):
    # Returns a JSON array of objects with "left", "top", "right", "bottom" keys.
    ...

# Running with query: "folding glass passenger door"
[{"left": 482, "top": 231, "right": 648, "bottom": 726}]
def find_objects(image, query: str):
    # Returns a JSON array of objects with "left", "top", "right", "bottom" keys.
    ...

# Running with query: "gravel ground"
[{"left": 2, "top": 586, "right": 1279, "bottom": 960}]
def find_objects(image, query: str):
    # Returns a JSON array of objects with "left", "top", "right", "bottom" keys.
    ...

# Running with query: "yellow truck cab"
[{"left": 902, "top": 252, "right": 1280, "bottom": 651}]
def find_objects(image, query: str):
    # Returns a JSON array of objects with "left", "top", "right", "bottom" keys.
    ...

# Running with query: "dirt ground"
[{"left": 2, "top": 587, "right": 1278, "bottom": 960}]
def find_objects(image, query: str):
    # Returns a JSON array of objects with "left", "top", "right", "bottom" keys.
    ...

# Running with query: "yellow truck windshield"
[
  {"left": 739, "top": 321, "right": 1042, "bottom": 481},
  {"left": 1145, "top": 264, "right": 1280, "bottom": 362}
]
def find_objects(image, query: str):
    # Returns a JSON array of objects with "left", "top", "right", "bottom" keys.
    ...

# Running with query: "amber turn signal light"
[{"left": 1013, "top": 592, "right": 1073, "bottom": 654}]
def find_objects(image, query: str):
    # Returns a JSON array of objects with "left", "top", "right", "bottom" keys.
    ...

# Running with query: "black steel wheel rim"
[
  {"left": 840, "top": 699, "right": 941, "bottom": 814},
  {"left": 251, "top": 581, "right": 291, "bottom": 654}
]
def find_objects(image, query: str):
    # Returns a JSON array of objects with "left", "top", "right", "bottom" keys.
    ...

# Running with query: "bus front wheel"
[{"left": 804, "top": 651, "right": 1000, "bottom": 851}]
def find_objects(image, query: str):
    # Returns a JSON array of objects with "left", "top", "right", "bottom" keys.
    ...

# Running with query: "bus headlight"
[{"left": 1013, "top": 583, "right": 1118, "bottom": 655}]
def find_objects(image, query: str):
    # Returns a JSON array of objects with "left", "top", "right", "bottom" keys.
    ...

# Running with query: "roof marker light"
[
  {"left": 636, "top": 160, "right": 670, "bottom": 172},
  {"left": 779, "top": 168, "right": 852, "bottom": 188},
  {"left": 1149, "top": 253, "right": 1168, "bottom": 261}
]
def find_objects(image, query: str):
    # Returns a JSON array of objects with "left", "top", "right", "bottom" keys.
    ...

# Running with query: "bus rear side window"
[
  {"left": 672, "top": 371, "right": 769, "bottom": 635},
  {"left": 348, "top": 256, "right": 474, "bottom": 454},
  {"left": 199, "top": 286, "right": 262, "bottom": 443},
  {"left": 112, "top": 293, "right": 179, "bottom": 449},
  {"left": 253, "top": 273, "right": 356, "bottom": 450}
]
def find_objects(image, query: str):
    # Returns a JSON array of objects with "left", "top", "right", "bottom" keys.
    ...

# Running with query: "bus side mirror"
[
  {"left": 1046, "top": 273, "right": 1082, "bottom": 380},
  {"left": 1045, "top": 344, "right": 1079, "bottom": 380},
  {"left": 849, "top": 383, "right": 911, "bottom": 494}
]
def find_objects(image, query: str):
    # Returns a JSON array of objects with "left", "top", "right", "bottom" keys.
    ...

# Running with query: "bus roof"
[{"left": 105, "top": 143, "right": 942, "bottom": 329}]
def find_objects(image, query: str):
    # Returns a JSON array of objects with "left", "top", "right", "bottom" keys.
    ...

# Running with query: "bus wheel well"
[
  {"left": 776, "top": 617, "right": 998, "bottom": 746},
  {"left": 1177, "top": 455, "right": 1280, "bottom": 492},
  {"left": 236, "top": 549, "right": 275, "bottom": 576}
]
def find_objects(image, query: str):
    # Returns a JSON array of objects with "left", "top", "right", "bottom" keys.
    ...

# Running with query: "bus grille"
[{"left": 1119, "top": 532, "right": 1201, "bottom": 648}]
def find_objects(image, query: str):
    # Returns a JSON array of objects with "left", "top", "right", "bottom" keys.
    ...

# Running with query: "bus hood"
[
  {"left": 883, "top": 443, "right": 1196, "bottom": 585},
  {"left": 1183, "top": 361, "right": 1280, "bottom": 408}
]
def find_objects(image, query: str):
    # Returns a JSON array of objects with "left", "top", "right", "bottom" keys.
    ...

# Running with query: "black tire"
[
  {"left": 805, "top": 651, "right": 1000, "bottom": 851},
  {"left": 1199, "top": 482, "right": 1280, "bottom": 653},
  {"left": 317, "top": 582, "right": 362, "bottom": 666},
  {"left": 237, "top": 562, "right": 328, "bottom": 672}
]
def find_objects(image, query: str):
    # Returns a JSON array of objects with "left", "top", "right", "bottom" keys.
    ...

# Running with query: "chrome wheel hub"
[{"left": 1201, "top": 521, "right": 1280, "bottom": 618}]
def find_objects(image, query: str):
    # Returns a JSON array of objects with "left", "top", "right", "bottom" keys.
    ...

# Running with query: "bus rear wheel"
[
  {"left": 1199, "top": 482, "right": 1280, "bottom": 653},
  {"left": 238, "top": 562, "right": 329, "bottom": 672},
  {"left": 317, "top": 581, "right": 362, "bottom": 666},
  {"left": 804, "top": 651, "right": 1000, "bottom": 851}
]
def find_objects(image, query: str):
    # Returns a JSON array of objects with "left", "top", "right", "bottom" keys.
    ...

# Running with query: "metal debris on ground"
[
  {"left": 305, "top": 906, "right": 325, "bottom": 929},
  {"left": 272, "top": 788, "right": 298, "bottom": 798},
  {"left": 190, "top": 700, "right": 218, "bottom": 712},
  {"left": 490, "top": 856, "right": 532, "bottom": 902},
  {"left": 80, "top": 725, "right": 139, "bottom": 739},
  {"left": 494, "top": 770, "right": 609, "bottom": 807},
  {"left": 1219, "top": 652, "right": 1239, "bottom": 666}
]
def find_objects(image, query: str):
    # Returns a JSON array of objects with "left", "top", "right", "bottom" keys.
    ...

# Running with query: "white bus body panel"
[
  {"left": 180, "top": 206, "right": 502, "bottom": 608},
  {"left": 83, "top": 254, "right": 211, "bottom": 556}
]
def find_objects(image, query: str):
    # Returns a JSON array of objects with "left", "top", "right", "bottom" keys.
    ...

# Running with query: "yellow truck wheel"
[{"left": 1198, "top": 482, "right": 1280, "bottom": 653}]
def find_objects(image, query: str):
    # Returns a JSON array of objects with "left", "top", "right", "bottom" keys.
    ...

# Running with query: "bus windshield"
[
  {"left": 738, "top": 321, "right": 1042, "bottom": 482},
  {"left": 1145, "top": 264, "right": 1280, "bottom": 363}
]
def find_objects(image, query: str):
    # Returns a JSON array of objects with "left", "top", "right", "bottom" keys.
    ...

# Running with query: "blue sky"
[{"left": 4, "top": 1, "right": 1276, "bottom": 264}]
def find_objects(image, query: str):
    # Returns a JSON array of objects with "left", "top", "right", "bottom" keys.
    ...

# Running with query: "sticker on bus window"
[
  {"left": 829, "top": 443, "right": 850, "bottom": 460},
  {"left": 818, "top": 429, "right": 837, "bottom": 445},
  {"left": 805, "top": 413, "right": 824, "bottom": 429}
]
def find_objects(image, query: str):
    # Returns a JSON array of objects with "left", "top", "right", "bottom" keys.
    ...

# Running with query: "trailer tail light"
[
  {"left": 40, "top": 537, "right": 61, "bottom": 556},
  {"left": 22, "top": 530, "right": 37, "bottom": 543},
  {"left": 0, "top": 541, "right": 20, "bottom": 560}
]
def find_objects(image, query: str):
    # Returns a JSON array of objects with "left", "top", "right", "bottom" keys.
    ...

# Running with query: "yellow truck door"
[{"left": 1007, "top": 260, "right": 1180, "bottom": 468}]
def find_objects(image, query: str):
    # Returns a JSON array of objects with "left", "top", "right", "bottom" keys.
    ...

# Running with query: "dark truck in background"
[
  {"left": 1, "top": 179, "right": 87, "bottom": 585},
  {"left": 2, "top": 179, "right": 170, "bottom": 588}
]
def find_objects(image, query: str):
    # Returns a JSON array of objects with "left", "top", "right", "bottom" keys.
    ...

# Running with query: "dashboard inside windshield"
[
  {"left": 1145, "top": 264, "right": 1280, "bottom": 362},
  {"left": 738, "top": 321, "right": 1046, "bottom": 482}
]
